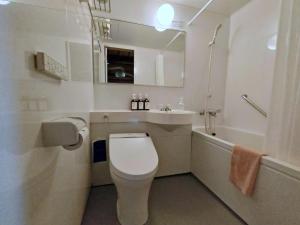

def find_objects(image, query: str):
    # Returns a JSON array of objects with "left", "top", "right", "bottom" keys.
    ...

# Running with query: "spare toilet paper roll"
[{"left": 63, "top": 127, "right": 89, "bottom": 151}]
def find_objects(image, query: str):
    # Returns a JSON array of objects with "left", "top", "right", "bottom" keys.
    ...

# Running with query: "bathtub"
[{"left": 192, "top": 126, "right": 300, "bottom": 225}]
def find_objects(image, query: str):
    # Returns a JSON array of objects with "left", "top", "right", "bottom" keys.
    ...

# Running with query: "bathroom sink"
[
  {"left": 146, "top": 110, "right": 195, "bottom": 125},
  {"left": 90, "top": 110, "right": 195, "bottom": 125}
]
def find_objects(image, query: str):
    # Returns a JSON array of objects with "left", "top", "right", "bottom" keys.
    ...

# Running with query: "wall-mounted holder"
[
  {"left": 42, "top": 117, "right": 88, "bottom": 150},
  {"left": 34, "top": 52, "right": 68, "bottom": 81}
]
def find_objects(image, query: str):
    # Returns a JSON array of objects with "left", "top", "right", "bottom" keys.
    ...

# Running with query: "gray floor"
[{"left": 81, "top": 174, "right": 246, "bottom": 225}]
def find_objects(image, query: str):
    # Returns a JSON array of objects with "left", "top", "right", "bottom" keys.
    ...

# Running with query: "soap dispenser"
[
  {"left": 138, "top": 93, "right": 144, "bottom": 110},
  {"left": 178, "top": 97, "right": 185, "bottom": 111},
  {"left": 131, "top": 94, "right": 138, "bottom": 111},
  {"left": 144, "top": 94, "right": 150, "bottom": 111}
]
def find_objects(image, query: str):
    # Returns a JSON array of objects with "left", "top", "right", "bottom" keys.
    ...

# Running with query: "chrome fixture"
[
  {"left": 209, "top": 24, "right": 222, "bottom": 46},
  {"left": 241, "top": 94, "right": 267, "bottom": 118},
  {"left": 203, "top": 23, "right": 222, "bottom": 135},
  {"left": 160, "top": 105, "right": 172, "bottom": 112},
  {"left": 185, "top": 0, "right": 220, "bottom": 135},
  {"left": 200, "top": 109, "right": 221, "bottom": 117}
]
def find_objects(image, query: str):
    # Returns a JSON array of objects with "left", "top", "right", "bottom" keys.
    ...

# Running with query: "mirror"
[{"left": 92, "top": 18, "right": 186, "bottom": 88}]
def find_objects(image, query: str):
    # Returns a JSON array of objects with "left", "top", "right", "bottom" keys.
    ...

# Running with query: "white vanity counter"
[
  {"left": 90, "top": 110, "right": 195, "bottom": 125},
  {"left": 90, "top": 110, "right": 194, "bottom": 185}
]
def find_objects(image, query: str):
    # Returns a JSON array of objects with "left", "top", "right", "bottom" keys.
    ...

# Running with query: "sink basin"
[{"left": 146, "top": 110, "right": 195, "bottom": 125}]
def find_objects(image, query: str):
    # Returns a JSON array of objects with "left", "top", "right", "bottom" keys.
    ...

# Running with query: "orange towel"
[{"left": 230, "top": 145, "right": 264, "bottom": 196}]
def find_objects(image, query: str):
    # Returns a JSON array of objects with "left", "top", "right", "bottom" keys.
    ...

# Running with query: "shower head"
[
  {"left": 209, "top": 24, "right": 222, "bottom": 46},
  {"left": 214, "top": 24, "right": 222, "bottom": 35}
]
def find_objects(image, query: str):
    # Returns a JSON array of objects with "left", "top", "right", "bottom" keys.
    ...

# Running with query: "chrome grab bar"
[{"left": 241, "top": 94, "right": 267, "bottom": 118}]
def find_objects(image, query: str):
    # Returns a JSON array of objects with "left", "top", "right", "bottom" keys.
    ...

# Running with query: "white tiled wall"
[
  {"left": 224, "top": 0, "right": 281, "bottom": 134},
  {"left": 0, "top": 3, "right": 93, "bottom": 225}
]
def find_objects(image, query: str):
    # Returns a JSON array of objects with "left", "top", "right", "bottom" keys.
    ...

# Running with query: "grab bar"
[{"left": 241, "top": 94, "right": 267, "bottom": 118}]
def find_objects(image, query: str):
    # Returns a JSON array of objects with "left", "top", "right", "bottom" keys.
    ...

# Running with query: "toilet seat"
[
  {"left": 109, "top": 133, "right": 158, "bottom": 225},
  {"left": 109, "top": 133, "right": 159, "bottom": 181}
]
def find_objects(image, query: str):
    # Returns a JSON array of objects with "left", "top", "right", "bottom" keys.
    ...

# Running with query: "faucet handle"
[{"left": 199, "top": 108, "right": 222, "bottom": 116}]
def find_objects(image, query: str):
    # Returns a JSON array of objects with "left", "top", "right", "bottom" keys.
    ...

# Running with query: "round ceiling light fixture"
[
  {"left": 0, "top": 0, "right": 11, "bottom": 5},
  {"left": 156, "top": 3, "right": 175, "bottom": 27}
]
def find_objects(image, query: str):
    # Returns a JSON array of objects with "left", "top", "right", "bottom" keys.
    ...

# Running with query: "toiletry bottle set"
[{"left": 131, "top": 93, "right": 150, "bottom": 111}]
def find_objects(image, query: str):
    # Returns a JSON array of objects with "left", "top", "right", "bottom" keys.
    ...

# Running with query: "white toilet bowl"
[{"left": 109, "top": 133, "right": 159, "bottom": 225}]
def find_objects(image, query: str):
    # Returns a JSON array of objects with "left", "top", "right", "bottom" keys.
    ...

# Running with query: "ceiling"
[{"left": 167, "top": 0, "right": 250, "bottom": 15}]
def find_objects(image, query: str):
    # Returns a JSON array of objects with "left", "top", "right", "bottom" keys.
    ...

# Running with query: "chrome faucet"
[
  {"left": 199, "top": 109, "right": 222, "bottom": 117},
  {"left": 160, "top": 104, "right": 172, "bottom": 112}
]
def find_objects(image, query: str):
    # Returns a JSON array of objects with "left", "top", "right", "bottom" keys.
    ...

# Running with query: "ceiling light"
[
  {"left": 0, "top": 0, "right": 11, "bottom": 5},
  {"left": 156, "top": 4, "right": 174, "bottom": 27}
]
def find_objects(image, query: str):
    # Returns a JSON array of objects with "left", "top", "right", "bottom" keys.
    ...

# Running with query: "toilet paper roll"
[{"left": 63, "top": 127, "right": 89, "bottom": 151}]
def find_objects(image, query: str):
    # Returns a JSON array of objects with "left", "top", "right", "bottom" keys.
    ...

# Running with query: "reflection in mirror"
[
  {"left": 106, "top": 47, "right": 134, "bottom": 84},
  {"left": 92, "top": 18, "right": 185, "bottom": 88}
]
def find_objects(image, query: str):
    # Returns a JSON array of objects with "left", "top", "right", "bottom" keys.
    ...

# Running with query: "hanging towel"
[{"left": 230, "top": 145, "right": 264, "bottom": 196}]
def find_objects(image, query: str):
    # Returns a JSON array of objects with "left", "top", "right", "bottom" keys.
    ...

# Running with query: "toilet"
[{"left": 109, "top": 133, "right": 159, "bottom": 225}]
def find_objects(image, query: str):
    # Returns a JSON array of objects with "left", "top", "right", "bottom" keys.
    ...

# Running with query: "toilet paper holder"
[{"left": 42, "top": 117, "right": 87, "bottom": 148}]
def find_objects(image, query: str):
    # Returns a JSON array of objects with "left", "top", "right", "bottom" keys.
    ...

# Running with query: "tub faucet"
[{"left": 200, "top": 109, "right": 222, "bottom": 117}]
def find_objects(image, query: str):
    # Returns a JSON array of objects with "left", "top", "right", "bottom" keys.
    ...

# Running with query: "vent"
[{"left": 90, "top": 0, "right": 111, "bottom": 13}]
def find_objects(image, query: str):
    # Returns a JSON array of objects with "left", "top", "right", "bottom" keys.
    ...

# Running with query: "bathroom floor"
[{"left": 81, "top": 174, "right": 246, "bottom": 225}]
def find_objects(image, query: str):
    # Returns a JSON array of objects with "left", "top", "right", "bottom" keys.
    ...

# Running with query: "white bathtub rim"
[
  {"left": 192, "top": 125, "right": 265, "bottom": 138},
  {"left": 192, "top": 127, "right": 300, "bottom": 182},
  {"left": 193, "top": 128, "right": 234, "bottom": 150}
]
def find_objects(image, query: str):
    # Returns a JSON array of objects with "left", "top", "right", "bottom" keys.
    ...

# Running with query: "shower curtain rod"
[
  {"left": 163, "top": 32, "right": 183, "bottom": 50},
  {"left": 187, "top": 0, "right": 215, "bottom": 26},
  {"left": 163, "top": 0, "right": 215, "bottom": 50}
]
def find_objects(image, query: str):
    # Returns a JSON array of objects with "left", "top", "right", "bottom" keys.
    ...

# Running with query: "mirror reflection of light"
[
  {"left": 156, "top": 4, "right": 174, "bottom": 27},
  {"left": 155, "top": 25, "right": 166, "bottom": 32},
  {"left": 0, "top": 0, "right": 10, "bottom": 5},
  {"left": 268, "top": 34, "right": 277, "bottom": 50}
]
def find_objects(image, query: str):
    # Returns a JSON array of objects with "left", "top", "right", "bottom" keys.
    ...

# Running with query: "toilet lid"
[{"left": 109, "top": 134, "right": 159, "bottom": 180}]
